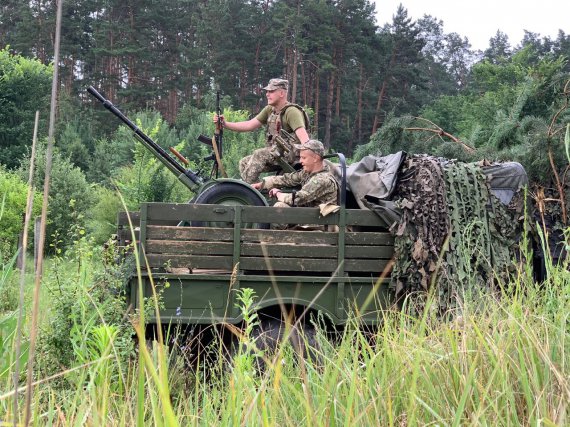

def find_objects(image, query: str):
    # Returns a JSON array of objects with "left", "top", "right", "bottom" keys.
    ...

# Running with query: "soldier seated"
[{"left": 251, "top": 140, "right": 338, "bottom": 208}]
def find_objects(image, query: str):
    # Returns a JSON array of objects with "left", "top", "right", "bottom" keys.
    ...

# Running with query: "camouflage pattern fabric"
[
  {"left": 239, "top": 142, "right": 298, "bottom": 184},
  {"left": 240, "top": 147, "right": 278, "bottom": 184},
  {"left": 390, "top": 154, "right": 525, "bottom": 315},
  {"left": 262, "top": 164, "right": 338, "bottom": 207}
]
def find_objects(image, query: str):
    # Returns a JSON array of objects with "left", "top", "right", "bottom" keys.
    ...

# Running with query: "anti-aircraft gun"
[{"left": 87, "top": 86, "right": 268, "bottom": 210}]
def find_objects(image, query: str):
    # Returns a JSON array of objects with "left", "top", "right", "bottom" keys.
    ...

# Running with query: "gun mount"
[{"left": 87, "top": 86, "right": 267, "bottom": 209}]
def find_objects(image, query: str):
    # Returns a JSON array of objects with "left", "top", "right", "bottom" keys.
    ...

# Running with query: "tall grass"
[{"left": 0, "top": 241, "right": 568, "bottom": 425}]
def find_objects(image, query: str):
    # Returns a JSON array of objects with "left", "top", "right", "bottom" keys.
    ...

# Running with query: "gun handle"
[{"left": 169, "top": 147, "right": 189, "bottom": 165}]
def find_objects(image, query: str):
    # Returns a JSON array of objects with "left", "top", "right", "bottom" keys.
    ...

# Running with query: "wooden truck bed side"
[{"left": 118, "top": 202, "right": 396, "bottom": 325}]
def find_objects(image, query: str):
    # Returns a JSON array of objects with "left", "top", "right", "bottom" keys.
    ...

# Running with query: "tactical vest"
[{"left": 265, "top": 103, "right": 310, "bottom": 147}]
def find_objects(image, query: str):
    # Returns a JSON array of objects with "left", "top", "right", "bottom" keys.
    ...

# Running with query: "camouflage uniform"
[
  {"left": 261, "top": 163, "right": 338, "bottom": 207},
  {"left": 240, "top": 79, "right": 309, "bottom": 183}
]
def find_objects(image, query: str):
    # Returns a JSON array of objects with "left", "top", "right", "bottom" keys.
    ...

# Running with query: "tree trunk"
[
  {"left": 313, "top": 71, "right": 319, "bottom": 138},
  {"left": 350, "top": 63, "right": 365, "bottom": 154},
  {"left": 372, "top": 49, "right": 396, "bottom": 134},
  {"left": 371, "top": 79, "right": 387, "bottom": 134},
  {"left": 291, "top": 48, "right": 298, "bottom": 104},
  {"left": 300, "top": 60, "right": 307, "bottom": 106},
  {"left": 324, "top": 71, "right": 335, "bottom": 149},
  {"left": 335, "top": 76, "right": 341, "bottom": 118}
]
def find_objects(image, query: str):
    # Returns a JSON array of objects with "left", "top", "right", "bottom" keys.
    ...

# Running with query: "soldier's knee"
[{"left": 239, "top": 156, "right": 249, "bottom": 173}]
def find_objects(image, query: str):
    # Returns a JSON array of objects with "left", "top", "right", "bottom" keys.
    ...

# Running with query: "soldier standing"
[
  {"left": 213, "top": 78, "right": 310, "bottom": 183},
  {"left": 251, "top": 140, "right": 338, "bottom": 208}
]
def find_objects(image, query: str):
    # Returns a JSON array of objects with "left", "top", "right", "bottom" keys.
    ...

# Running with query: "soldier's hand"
[
  {"left": 268, "top": 188, "right": 281, "bottom": 198},
  {"left": 251, "top": 182, "right": 263, "bottom": 190},
  {"left": 213, "top": 113, "right": 225, "bottom": 125}
]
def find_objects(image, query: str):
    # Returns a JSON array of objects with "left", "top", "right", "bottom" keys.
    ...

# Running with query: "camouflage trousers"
[{"left": 239, "top": 146, "right": 297, "bottom": 184}]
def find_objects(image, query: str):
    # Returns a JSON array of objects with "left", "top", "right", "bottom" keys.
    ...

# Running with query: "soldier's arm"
[
  {"left": 215, "top": 105, "right": 269, "bottom": 132},
  {"left": 262, "top": 170, "right": 304, "bottom": 190},
  {"left": 284, "top": 108, "right": 310, "bottom": 143},
  {"left": 223, "top": 117, "right": 263, "bottom": 132},
  {"left": 291, "top": 175, "right": 336, "bottom": 206},
  {"left": 295, "top": 127, "right": 310, "bottom": 144}
]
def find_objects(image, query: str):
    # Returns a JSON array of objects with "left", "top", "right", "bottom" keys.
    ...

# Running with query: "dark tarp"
[{"left": 341, "top": 152, "right": 405, "bottom": 227}]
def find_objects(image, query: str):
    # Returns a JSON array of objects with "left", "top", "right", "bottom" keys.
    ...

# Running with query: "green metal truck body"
[{"left": 119, "top": 202, "right": 396, "bottom": 326}]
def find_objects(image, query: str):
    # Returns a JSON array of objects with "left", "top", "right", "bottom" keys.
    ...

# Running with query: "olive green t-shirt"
[{"left": 255, "top": 104, "right": 306, "bottom": 133}]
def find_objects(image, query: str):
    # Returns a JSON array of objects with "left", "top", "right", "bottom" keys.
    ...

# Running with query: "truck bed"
[{"left": 118, "top": 203, "right": 396, "bottom": 325}]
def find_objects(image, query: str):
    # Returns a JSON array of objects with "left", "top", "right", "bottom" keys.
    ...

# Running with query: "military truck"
[{"left": 89, "top": 87, "right": 528, "bottom": 344}]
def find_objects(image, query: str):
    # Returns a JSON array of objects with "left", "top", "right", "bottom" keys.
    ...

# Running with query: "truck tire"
[
  {"left": 191, "top": 182, "right": 269, "bottom": 228},
  {"left": 248, "top": 318, "right": 319, "bottom": 371}
]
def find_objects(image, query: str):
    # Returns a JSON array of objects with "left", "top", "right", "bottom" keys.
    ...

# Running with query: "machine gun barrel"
[{"left": 87, "top": 86, "right": 203, "bottom": 190}]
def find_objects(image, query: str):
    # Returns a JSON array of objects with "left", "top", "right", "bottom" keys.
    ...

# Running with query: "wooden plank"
[
  {"left": 345, "top": 258, "right": 392, "bottom": 273},
  {"left": 240, "top": 257, "right": 337, "bottom": 272},
  {"left": 117, "top": 229, "right": 138, "bottom": 242},
  {"left": 146, "top": 226, "right": 233, "bottom": 241},
  {"left": 242, "top": 206, "right": 334, "bottom": 225},
  {"left": 242, "top": 228, "right": 338, "bottom": 245},
  {"left": 141, "top": 203, "right": 392, "bottom": 229},
  {"left": 145, "top": 241, "right": 391, "bottom": 260},
  {"left": 345, "top": 210, "right": 392, "bottom": 227},
  {"left": 242, "top": 206, "right": 390, "bottom": 227},
  {"left": 117, "top": 211, "right": 140, "bottom": 226},
  {"left": 146, "top": 240, "right": 233, "bottom": 255},
  {"left": 345, "top": 245, "right": 394, "bottom": 259},
  {"left": 240, "top": 242, "right": 337, "bottom": 258},
  {"left": 145, "top": 203, "right": 235, "bottom": 223},
  {"left": 140, "top": 203, "right": 391, "bottom": 228},
  {"left": 345, "top": 232, "right": 394, "bottom": 245},
  {"left": 146, "top": 254, "right": 233, "bottom": 270},
  {"left": 144, "top": 241, "right": 391, "bottom": 260},
  {"left": 239, "top": 257, "right": 391, "bottom": 273},
  {"left": 145, "top": 255, "right": 391, "bottom": 275}
]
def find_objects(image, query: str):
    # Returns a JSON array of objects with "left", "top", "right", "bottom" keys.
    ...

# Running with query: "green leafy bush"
[
  {"left": 86, "top": 185, "right": 124, "bottom": 245},
  {"left": 112, "top": 116, "right": 192, "bottom": 208},
  {"left": 35, "top": 229, "right": 134, "bottom": 381},
  {"left": 0, "top": 166, "right": 41, "bottom": 255},
  {"left": 0, "top": 47, "right": 51, "bottom": 169},
  {"left": 19, "top": 145, "right": 95, "bottom": 251}
]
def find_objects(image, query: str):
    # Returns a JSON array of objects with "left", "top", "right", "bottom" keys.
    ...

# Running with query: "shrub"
[
  {"left": 0, "top": 47, "right": 51, "bottom": 169},
  {"left": 19, "top": 144, "right": 95, "bottom": 251},
  {"left": 0, "top": 166, "right": 41, "bottom": 255},
  {"left": 35, "top": 229, "right": 134, "bottom": 380},
  {"left": 86, "top": 185, "right": 124, "bottom": 245}
]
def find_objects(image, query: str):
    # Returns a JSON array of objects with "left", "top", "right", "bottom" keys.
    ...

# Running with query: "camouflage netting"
[{"left": 390, "top": 155, "right": 526, "bottom": 314}]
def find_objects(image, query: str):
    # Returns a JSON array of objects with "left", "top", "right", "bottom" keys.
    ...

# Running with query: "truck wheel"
[
  {"left": 191, "top": 182, "right": 268, "bottom": 228},
  {"left": 248, "top": 318, "right": 319, "bottom": 371}
]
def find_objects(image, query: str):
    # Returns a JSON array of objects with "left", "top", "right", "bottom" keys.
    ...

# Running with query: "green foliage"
[
  {"left": 0, "top": 166, "right": 41, "bottom": 254},
  {"left": 231, "top": 288, "right": 262, "bottom": 378},
  {"left": 86, "top": 137, "right": 117, "bottom": 185},
  {"left": 35, "top": 229, "right": 134, "bottom": 381},
  {"left": 0, "top": 250, "right": 28, "bottom": 383},
  {"left": 20, "top": 145, "right": 95, "bottom": 251},
  {"left": 0, "top": 47, "right": 51, "bottom": 169},
  {"left": 112, "top": 114, "right": 192, "bottom": 208},
  {"left": 57, "top": 120, "right": 91, "bottom": 171},
  {"left": 86, "top": 186, "right": 124, "bottom": 246}
]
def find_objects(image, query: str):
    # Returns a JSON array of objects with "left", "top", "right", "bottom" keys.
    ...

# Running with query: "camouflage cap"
[
  {"left": 294, "top": 139, "right": 325, "bottom": 157},
  {"left": 263, "top": 78, "right": 289, "bottom": 91}
]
